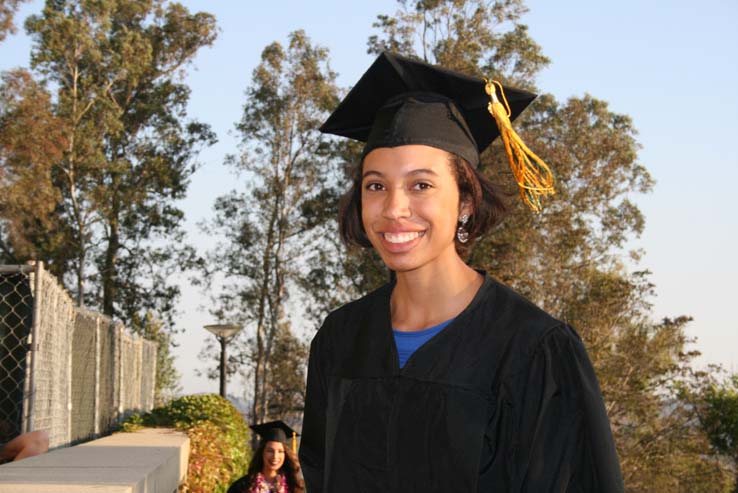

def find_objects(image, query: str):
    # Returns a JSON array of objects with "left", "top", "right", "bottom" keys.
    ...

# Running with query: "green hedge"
[{"left": 121, "top": 394, "right": 250, "bottom": 493}]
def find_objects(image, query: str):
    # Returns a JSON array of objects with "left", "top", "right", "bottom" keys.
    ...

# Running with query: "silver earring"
[{"left": 457, "top": 214, "right": 470, "bottom": 243}]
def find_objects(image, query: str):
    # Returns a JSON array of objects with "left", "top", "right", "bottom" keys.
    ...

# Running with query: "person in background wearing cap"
[
  {"left": 228, "top": 420, "right": 305, "bottom": 493},
  {"left": 299, "top": 52, "right": 624, "bottom": 492}
]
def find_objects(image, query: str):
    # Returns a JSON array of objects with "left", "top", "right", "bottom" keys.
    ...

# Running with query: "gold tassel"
[
  {"left": 292, "top": 431, "right": 297, "bottom": 453},
  {"left": 485, "top": 80, "right": 555, "bottom": 212}
]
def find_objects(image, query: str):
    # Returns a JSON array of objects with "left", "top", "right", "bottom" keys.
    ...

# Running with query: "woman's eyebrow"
[
  {"left": 407, "top": 168, "right": 438, "bottom": 176},
  {"left": 362, "top": 170, "right": 383, "bottom": 179},
  {"left": 362, "top": 168, "right": 439, "bottom": 179}
]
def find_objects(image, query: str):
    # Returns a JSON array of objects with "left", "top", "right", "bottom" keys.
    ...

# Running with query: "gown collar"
[{"left": 343, "top": 271, "right": 494, "bottom": 376}]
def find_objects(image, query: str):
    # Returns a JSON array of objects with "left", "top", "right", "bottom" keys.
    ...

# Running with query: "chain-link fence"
[
  {"left": 0, "top": 262, "right": 157, "bottom": 449},
  {"left": 0, "top": 265, "right": 33, "bottom": 445}
]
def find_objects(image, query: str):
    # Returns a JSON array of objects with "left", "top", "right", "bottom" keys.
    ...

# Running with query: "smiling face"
[
  {"left": 261, "top": 441, "right": 285, "bottom": 474},
  {"left": 361, "top": 145, "right": 468, "bottom": 274}
]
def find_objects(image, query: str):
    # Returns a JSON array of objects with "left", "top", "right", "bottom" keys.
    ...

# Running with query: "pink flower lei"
[{"left": 250, "top": 472, "right": 287, "bottom": 493}]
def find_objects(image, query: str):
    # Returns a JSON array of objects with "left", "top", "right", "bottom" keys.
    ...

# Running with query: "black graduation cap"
[
  {"left": 321, "top": 51, "right": 556, "bottom": 211},
  {"left": 250, "top": 420, "right": 297, "bottom": 443}
]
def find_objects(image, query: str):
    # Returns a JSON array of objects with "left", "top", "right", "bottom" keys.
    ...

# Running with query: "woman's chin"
[{"left": 378, "top": 254, "right": 418, "bottom": 273}]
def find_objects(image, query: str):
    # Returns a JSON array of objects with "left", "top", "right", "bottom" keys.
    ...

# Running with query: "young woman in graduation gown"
[
  {"left": 229, "top": 421, "right": 305, "bottom": 493},
  {"left": 299, "top": 52, "right": 624, "bottom": 492}
]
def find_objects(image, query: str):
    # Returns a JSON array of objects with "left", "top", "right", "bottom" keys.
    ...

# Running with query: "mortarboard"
[
  {"left": 320, "top": 51, "right": 555, "bottom": 211},
  {"left": 250, "top": 420, "right": 299, "bottom": 453}
]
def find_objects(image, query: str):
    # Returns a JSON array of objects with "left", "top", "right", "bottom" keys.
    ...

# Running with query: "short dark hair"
[{"left": 338, "top": 151, "right": 507, "bottom": 256}]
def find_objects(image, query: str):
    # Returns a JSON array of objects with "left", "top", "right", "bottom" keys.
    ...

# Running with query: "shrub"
[{"left": 121, "top": 394, "right": 250, "bottom": 493}]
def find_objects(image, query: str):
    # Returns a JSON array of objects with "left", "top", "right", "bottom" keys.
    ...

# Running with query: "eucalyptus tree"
[
  {"left": 15, "top": 0, "right": 217, "bottom": 324},
  {"left": 201, "top": 30, "right": 340, "bottom": 423}
]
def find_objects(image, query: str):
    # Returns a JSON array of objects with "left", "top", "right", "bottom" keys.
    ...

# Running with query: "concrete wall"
[{"left": 0, "top": 428, "right": 189, "bottom": 493}]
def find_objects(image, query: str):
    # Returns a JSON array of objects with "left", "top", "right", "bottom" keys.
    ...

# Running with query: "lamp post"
[{"left": 204, "top": 324, "right": 242, "bottom": 398}]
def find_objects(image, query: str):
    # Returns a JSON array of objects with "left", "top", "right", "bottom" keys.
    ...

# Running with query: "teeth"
[{"left": 384, "top": 231, "right": 422, "bottom": 243}]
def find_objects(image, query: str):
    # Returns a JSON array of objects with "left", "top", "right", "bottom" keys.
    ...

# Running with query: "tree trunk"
[
  {"left": 76, "top": 247, "right": 85, "bottom": 307},
  {"left": 252, "top": 193, "right": 279, "bottom": 425},
  {"left": 102, "top": 198, "right": 119, "bottom": 317}
]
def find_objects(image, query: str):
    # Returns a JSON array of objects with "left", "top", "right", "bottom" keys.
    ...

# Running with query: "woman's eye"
[
  {"left": 365, "top": 182, "right": 384, "bottom": 191},
  {"left": 413, "top": 182, "right": 433, "bottom": 191}
]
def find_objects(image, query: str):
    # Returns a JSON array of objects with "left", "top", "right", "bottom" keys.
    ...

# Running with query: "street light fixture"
[{"left": 204, "top": 323, "right": 242, "bottom": 398}]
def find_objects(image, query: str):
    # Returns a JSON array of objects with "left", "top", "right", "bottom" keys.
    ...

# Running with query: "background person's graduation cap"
[
  {"left": 250, "top": 420, "right": 299, "bottom": 452},
  {"left": 320, "top": 51, "right": 555, "bottom": 211}
]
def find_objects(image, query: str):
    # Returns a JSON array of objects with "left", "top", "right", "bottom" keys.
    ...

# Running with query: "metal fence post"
[
  {"left": 28, "top": 260, "right": 42, "bottom": 433},
  {"left": 94, "top": 315, "right": 101, "bottom": 436},
  {"left": 67, "top": 292, "right": 73, "bottom": 446},
  {"left": 16, "top": 262, "right": 39, "bottom": 434},
  {"left": 116, "top": 323, "right": 124, "bottom": 422}
]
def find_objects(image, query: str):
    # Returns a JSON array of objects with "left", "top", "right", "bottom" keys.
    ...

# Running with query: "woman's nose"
[{"left": 383, "top": 188, "right": 411, "bottom": 219}]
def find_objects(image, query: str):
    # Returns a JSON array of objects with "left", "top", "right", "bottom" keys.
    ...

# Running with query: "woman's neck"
[
  {"left": 261, "top": 469, "right": 278, "bottom": 481},
  {"left": 391, "top": 253, "right": 482, "bottom": 331}
]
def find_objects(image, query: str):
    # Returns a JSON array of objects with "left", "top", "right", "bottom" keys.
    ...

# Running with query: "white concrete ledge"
[{"left": 0, "top": 428, "right": 189, "bottom": 493}]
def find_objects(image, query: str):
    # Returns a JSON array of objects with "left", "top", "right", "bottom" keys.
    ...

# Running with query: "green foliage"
[
  {"left": 701, "top": 374, "right": 738, "bottom": 459},
  {"left": 692, "top": 373, "right": 738, "bottom": 492},
  {"left": 119, "top": 411, "right": 144, "bottom": 432},
  {"left": 121, "top": 394, "right": 250, "bottom": 493}
]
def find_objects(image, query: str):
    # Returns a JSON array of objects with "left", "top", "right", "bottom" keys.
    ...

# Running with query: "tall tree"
[
  {"left": 358, "top": 1, "right": 726, "bottom": 490},
  {"left": 18, "top": 0, "right": 217, "bottom": 323},
  {"left": 200, "top": 30, "right": 339, "bottom": 424}
]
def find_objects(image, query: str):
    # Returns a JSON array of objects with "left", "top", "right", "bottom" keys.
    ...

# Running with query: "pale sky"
[{"left": 2, "top": 0, "right": 736, "bottom": 397}]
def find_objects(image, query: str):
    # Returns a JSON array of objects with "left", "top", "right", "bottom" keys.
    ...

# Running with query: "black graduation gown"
[
  {"left": 227, "top": 474, "right": 252, "bottom": 493},
  {"left": 299, "top": 275, "right": 624, "bottom": 492}
]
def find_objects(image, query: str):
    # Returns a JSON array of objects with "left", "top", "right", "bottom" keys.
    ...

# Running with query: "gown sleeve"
[
  {"left": 226, "top": 474, "right": 251, "bottom": 493},
  {"left": 299, "top": 328, "right": 329, "bottom": 492},
  {"left": 510, "top": 324, "right": 623, "bottom": 492}
]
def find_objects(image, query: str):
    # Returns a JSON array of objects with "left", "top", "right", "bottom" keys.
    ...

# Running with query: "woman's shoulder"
[
  {"left": 314, "top": 282, "right": 392, "bottom": 338},
  {"left": 478, "top": 276, "right": 576, "bottom": 353},
  {"left": 333, "top": 281, "right": 391, "bottom": 317},
  {"left": 486, "top": 278, "right": 597, "bottom": 370},
  {"left": 485, "top": 276, "right": 560, "bottom": 326},
  {"left": 226, "top": 473, "right": 253, "bottom": 493}
]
